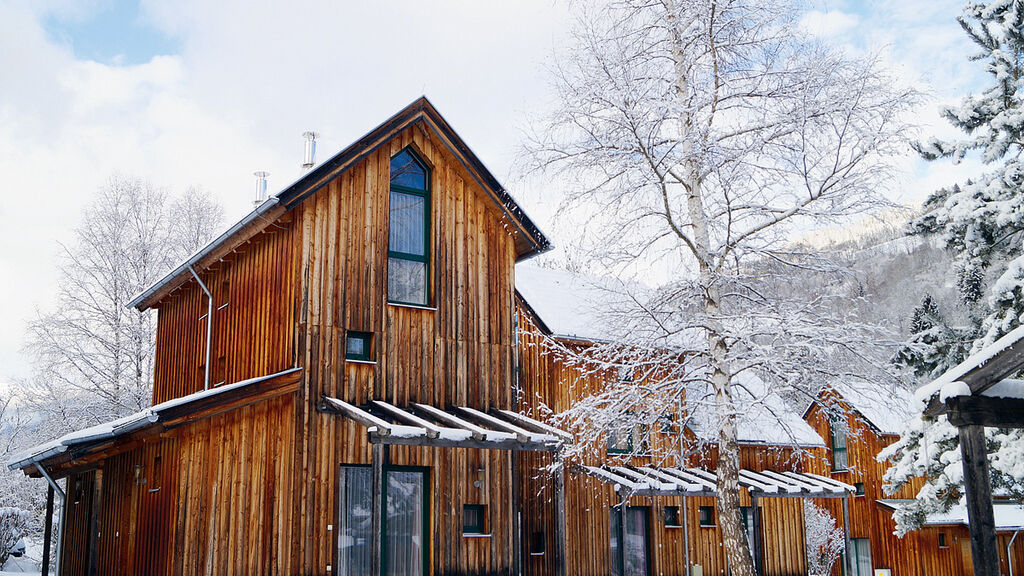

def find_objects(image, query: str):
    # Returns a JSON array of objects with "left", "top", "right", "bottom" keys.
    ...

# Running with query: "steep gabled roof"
[
  {"left": 803, "top": 380, "right": 915, "bottom": 436},
  {"left": 130, "top": 96, "right": 550, "bottom": 311}
]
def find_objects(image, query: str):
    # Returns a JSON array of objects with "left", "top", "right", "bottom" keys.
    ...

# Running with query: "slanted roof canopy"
[
  {"left": 10, "top": 368, "right": 303, "bottom": 477},
  {"left": 320, "top": 397, "right": 572, "bottom": 452},
  {"left": 130, "top": 96, "right": 550, "bottom": 311},
  {"left": 579, "top": 464, "right": 854, "bottom": 499}
]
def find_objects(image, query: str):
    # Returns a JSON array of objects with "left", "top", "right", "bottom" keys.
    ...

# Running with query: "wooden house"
[
  {"left": 11, "top": 97, "right": 1007, "bottom": 576},
  {"left": 804, "top": 381, "right": 1024, "bottom": 576}
]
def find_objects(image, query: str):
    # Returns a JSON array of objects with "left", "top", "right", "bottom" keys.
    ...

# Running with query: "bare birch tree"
[
  {"left": 23, "top": 176, "right": 224, "bottom": 433},
  {"left": 524, "top": 1, "right": 918, "bottom": 573}
]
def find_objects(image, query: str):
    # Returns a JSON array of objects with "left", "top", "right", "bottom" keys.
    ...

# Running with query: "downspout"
[
  {"left": 1010, "top": 529, "right": 1021, "bottom": 576},
  {"left": 36, "top": 464, "right": 65, "bottom": 576},
  {"left": 188, "top": 265, "right": 213, "bottom": 390}
]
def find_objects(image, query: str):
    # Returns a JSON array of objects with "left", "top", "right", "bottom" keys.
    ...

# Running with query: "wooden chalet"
[{"left": 11, "top": 97, "right": 1008, "bottom": 576}]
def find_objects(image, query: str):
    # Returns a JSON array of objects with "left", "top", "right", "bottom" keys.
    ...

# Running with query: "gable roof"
[
  {"left": 805, "top": 380, "right": 915, "bottom": 436},
  {"left": 514, "top": 264, "right": 635, "bottom": 342},
  {"left": 129, "top": 96, "right": 550, "bottom": 311}
]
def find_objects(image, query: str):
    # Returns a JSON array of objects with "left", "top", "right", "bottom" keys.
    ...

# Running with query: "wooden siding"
[
  {"left": 285, "top": 121, "right": 521, "bottom": 576},
  {"left": 515, "top": 305, "right": 813, "bottom": 576},
  {"left": 151, "top": 217, "right": 296, "bottom": 404}
]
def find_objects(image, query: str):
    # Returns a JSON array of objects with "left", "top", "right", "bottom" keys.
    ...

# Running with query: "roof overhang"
[
  {"left": 10, "top": 368, "right": 303, "bottom": 477},
  {"left": 578, "top": 464, "right": 854, "bottom": 499},
  {"left": 130, "top": 96, "right": 550, "bottom": 311}
]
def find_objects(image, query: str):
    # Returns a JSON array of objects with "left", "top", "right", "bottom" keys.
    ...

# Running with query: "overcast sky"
[{"left": 0, "top": 0, "right": 991, "bottom": 384}]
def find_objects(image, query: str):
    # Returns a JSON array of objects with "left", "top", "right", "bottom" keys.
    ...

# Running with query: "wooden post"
[
  {"left": 371, "top": 443, "right": 384, "bottom": 576},
  {"left": 751, "top": 494, "right": 763, "bottom": 576},
  {"left": 554, "top": 453, "right": 568, "bottom": 576},
  {"left": 960, "top": 424, "right": 1001, "bottom": 576},
  {"left": 86, "top": 468, "right": 103, "bottom": 576},
  {"left": 512, "top": 452, "right": 521, "bottom": 576},
  {"left": 41, "top": 484, "right": 53, "bottom": 576},
  {"left": 682, "top": 496, "right": 690, "bottom": 576},
  {"left": 841, "top": 495, "right": 853, "bottom": 576}
]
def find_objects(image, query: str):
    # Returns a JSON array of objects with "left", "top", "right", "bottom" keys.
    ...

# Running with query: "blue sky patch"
[{"left": 43, "top": 0, "right": 179, "bottom": 65}]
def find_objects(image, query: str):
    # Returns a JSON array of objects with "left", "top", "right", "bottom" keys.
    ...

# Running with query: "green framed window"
[
  {"left": 698, "top": 506, "right": 715, "bottom": 527},
  {"left": 854, "top": 482, "right": 865, "bottom": 496},
  {"left": 388, "top": 149, "right": 430, "bottom": 306},
  {"left": 345, "top": 331, "right": 373, "bottom": 361},
  {"left": 938, "top": 532, "right": 948, "bottom": 548},
  {"left": 607, "top": 415, "right": 649, "bottom": 455},
  {"left": 462, "top": 504, "right": 487, "bottom": 535},
  {"left": 830, "top": 416, "right": 849, "bottom": 471}
]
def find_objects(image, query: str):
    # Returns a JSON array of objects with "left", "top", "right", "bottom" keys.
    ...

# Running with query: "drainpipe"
[
  {"left": 189, "top": 265, "right": 213, "bottom": 390},
  {"left": 1010, "top": 530, "right": 1021, "bottom": 576},
  {"left": 36, "top": 464, "right": 65, "bottom": 576}
]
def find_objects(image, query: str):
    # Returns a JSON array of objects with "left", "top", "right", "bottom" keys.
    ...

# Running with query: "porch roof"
[
  {"left": 577, "top": 464, "right": 854, "bottom": 499},
  {"left": 320, "top": 397, "right": 572, "bottom": 452}
]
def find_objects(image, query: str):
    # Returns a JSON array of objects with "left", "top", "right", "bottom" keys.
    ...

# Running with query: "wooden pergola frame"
[
  {"left": 319, "top": 397, "right": 574, "bottom": 576},
  {"left": 578, "top": 464, "right": 856, "bottom": 576},
  {"left": 922, "top": 326, "right": 1024, "bottom": 576}
]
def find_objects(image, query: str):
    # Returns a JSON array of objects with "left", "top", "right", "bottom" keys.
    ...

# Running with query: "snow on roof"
[
  {"left": 878, "top": 499, "right": 1024, "bottom": 530},
  {"left": 515, "top": 264, "right": 641, "bottom": 342},
  {"left": 8, "top": 368, "right": 301, "bottom": 470},
  {"left": 687, "top": 371, "right": 826, "bottom": 448},
  {"left": 980, "top": 378, "right": 1024, "bottom": 400},
  {"left": 914, "top": 324, "right": 1024, "bottom": 407},
  {"left": 828, "top": 380, "right": 915, "bottom": 435}
]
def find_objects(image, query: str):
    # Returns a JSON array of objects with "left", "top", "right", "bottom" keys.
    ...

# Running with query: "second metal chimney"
[
  {"left": 253, "top": 171, "right": 269, "bottom": 206},
  {"left": 302, "top": 131, "right": 319, "bottom": 171}
]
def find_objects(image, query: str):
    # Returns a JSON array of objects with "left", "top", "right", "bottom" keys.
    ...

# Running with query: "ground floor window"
[
  {"left": 846, "top": 538, "right": 872, "bottom": 576},
  {"left": 740, "top": 506, "right": 757, "bottom": 550},
  {"left": 336, "top": 465, "right": 429, "bottom": 576},
  {"left": 610, "top": 506, "right": 651, "bottom": 576}
]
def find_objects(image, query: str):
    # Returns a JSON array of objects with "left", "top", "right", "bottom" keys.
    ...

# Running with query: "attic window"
[
  {"left": 388, "top": 149, "right": 430, "bottom": 306},
  {"left": 830, "top": 416, "right": 849, "bottom": 471}
]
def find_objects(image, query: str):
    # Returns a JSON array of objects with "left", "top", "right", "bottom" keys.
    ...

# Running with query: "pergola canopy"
[
  {"left": 320, "top": 397, "right": 572, "bottom": 452},
  {"left": 579, "top": 465, "right": 855, "bottom": 499}
]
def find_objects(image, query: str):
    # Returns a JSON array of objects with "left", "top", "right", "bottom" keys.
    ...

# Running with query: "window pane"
[
  {"left": 609, "top": 509, "right": 622, "bottom": 576},
  {"left": 337, "top": 466, "right": 372, "bottom": 576},
  {"left": 389, "top": 191, "right": 426, "bottom": 256},
  {"left": 391, "top": 150, "right": 427, "bottom": 190},
  {"left": 385, "top": 470, "right": 426, "bottom": 576},
  {"left": 346, "top": 336, "right": 365, "bottom": 358},
  {"left": 388, "top": 258, "right": 427, "bottom": 305},
  {"left": 624, "top": 507, "right": 649, "bottom": 576}
]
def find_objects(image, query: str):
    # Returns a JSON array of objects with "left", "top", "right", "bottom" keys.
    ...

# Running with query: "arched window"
[{"left": 388, "top": 149, "right": 430, "bottom": 305}]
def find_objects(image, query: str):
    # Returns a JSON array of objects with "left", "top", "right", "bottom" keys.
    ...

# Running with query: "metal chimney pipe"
[
  {"left": 253, "top": 171, "right": 269, "bottom": 206},
  {"left": 302, "top": 131, "right": 319, "bottom": 170}
]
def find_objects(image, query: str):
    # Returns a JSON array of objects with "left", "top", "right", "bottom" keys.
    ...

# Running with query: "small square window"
[
  {"left": 699, "top": 506, "right": 715, "bottom": 527},
  {"left": 345, "top": 331, "right": 373, "bottom": 361},
  {"left": 530, "top": 531, "right": 545, "bottom": 555},
  {"left": 938, "top": 532, "right": 948, "bottom": 548},
  {"left": 664, "top": 506, "right": 681, "bottom": 527},
  {"left": 463, "top": 504, "right": 487, "bottom": 535},
  {"left": 658, "top": 412, "right": 676, "bottom": 434},
  {"left": 855, "top": 482, "right": 865, "bottom": 496}
]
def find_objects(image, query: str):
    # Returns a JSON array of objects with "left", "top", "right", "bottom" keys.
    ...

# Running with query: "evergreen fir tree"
[
  {"left": 909, "top": 293, "right": 940, "bottom": 333},
  {"left": 887, "top": 0, "right": 1024, "bottom": 534}
]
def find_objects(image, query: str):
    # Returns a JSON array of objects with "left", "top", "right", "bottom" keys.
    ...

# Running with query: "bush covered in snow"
[
  {"left": 0, "top": 507, "right": 32, "bottom": 567},
  {"left": 803, "top": 502, "right": 844, "bottom": 576}
]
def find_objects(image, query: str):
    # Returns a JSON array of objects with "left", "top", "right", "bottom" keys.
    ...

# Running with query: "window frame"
[
  {"left": 854, "top": 482, "right": 865, "bottom": 496},
  {"left": 663, "top": 505, "right": 682, "bottom": 528},
  {"left": 938, "top": 532, "right": 948, "bottom": 548},
  {"left": 830, "top": 415, "right": 849, "bottom": 472},
  {"left": 462, "top": 504, "right": 488, "bottom": 536},
  {"left": 698, "top": 505, "right": 716, "bottom": 528},
  {"left": 345, "top": 331, "right": 374, "bottom": 362},
  {"left": 387, "top": 148, "right": 431, "bottom": 307}
]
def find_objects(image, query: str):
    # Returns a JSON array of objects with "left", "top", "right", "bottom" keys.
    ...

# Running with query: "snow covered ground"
[{"left": 0, "top": 537, "right": 43, "bottom": 575}]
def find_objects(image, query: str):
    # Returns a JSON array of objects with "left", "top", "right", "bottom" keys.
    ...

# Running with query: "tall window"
[
  {"left": 610, "top": 507, "right": 650, "bottom": 576},
  {"left": 848, "top": 538, "right": 872, "bottom": 576},
  {"left": 830, "top": 416, "right": 849, "bottom": 471},
  {"left": 388, "top": 149, "right": 430, "bottom": 305}
]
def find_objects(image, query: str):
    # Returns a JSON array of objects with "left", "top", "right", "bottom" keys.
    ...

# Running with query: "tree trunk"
[{"left": 664, "top": 0, "right": 756, "bottom": 574}]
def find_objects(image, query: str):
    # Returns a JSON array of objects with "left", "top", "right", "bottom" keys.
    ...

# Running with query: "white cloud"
[{"left": 801, "top": 9, "right": 860, "bottom": 37}]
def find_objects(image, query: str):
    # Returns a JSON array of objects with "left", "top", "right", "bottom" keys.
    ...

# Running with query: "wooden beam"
[
  {"left": 41, "top": 484, "right": 53, "bottom": 576},
  {"left": 493, "top": 409, "right": 574, "bottom": 443},
  {"left": 751, "top": 494, "right": 763, "bottom": 576},
  {"left": 455, "top": 406, "right": 535, "bottom": 442},
  {"left": 682, "top": 496, "right": 690, "bottom": 576},
  {"left": 842, "top": 496, "right": 853, "bottom": 576},
  {"left": 412, "top": 404, "right": 490, "bottom": 441},
  {"left": 959, "top": 424, "right": 1001, "bottom": 576},
  {"left": 947, "top": 396, "right": 1024, "bottom": 428},
  {"left": 367, "top": 432, "right": 560, "bottom": 452},
  {"left": 371, "top": 401, "right": 445, "bottom": 439},
  {"left": 962, "top": 337, "right": 1024, "bottom": 395}
]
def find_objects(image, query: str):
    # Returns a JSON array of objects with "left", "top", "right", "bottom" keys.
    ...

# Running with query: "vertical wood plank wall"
[
  {"left": 515, "top": 307, "right": 812, "bottom": 576},
  {"left": 286, "top": 122, "right": 521, "bottom": 576}
]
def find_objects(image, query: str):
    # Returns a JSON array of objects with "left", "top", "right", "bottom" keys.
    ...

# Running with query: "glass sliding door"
[
  {"left": 336, "top": 465, "right": 429, "bottom": 576},
  {"left": 337, "top": 466, "right": 373, "bottom": 576},
  {"left": 609, "top": 506, "right": 651, "bottom": 576},
  {"left": 384, "top": 468, "right": 429, "bottom": 576}
]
